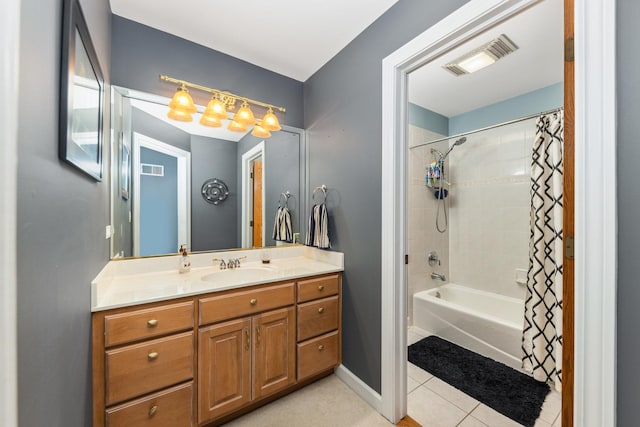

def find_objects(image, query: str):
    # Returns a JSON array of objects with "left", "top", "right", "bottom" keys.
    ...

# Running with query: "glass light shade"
[
  {"left": 261, "top": 109, "right": 281, "bottom": 131},
  {"left": 204, "top": 97, "right": 228, "bottom": 120},
  {"left": 168, "top": 87, "right": 197, "bottom": 113},
  {"left": 227, "top": 120, "right": 248, "bottom": 133},
  {"left": 233, "top": 102, "right": 256, "bottom": 126},
  {"left": 251, "top": 125, "right": 271, "bottom": 138},
  {"left": 167, "top": 108, "right": 193, "bottom": 122},
  {"left": 199, "top": 114, "right": 222, "bottom": 127}
]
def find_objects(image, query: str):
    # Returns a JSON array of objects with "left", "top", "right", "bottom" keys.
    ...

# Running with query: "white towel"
[
  {"left": 272, "top": 206, "right": 292, "bottom": 242},
  {"left": 305, "top": 203, "right": 330, "bottom": 249}
]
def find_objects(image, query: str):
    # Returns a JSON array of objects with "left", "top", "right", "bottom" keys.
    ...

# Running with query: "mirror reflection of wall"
[{"left": 110, "top": 87, "right": 304, "bottom": 259}]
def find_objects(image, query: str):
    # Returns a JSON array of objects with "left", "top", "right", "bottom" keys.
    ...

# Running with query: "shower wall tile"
[{"left": 449, "top": 120, "right": 535, "bottom": 300}]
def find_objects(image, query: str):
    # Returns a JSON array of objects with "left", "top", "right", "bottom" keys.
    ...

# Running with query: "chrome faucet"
[
  {"left": 212, "top": 258, "right": 227, "bottom": 270},
  {"left": 227, "top": 256, "right": 246, "bottom": 269},
  {"left": 430, "top": 272, "right": 447, "bottom": 281}
]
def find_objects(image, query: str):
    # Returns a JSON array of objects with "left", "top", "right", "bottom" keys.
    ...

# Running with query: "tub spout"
[{"left": 430, "top": 272, "right": 447, "bottom": 281}]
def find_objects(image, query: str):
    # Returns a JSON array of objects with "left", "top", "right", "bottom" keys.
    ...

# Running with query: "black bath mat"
[{"left": 408, "top": 336, "right": 550, "bottom": 427}]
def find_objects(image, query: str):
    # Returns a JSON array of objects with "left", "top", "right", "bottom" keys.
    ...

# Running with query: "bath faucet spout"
[{"left": 430, "top": 272, "right": 447, "bottom": 281}]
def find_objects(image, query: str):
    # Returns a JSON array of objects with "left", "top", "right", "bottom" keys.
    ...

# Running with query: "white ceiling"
[
  {"left": 110, "top": 0, "right": 399, "bottom": 82},
  {"left": 408, "top": 0, "right": 563, "bottom": 118}
]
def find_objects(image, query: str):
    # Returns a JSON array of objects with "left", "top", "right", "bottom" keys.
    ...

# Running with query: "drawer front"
[
  {"left": 297, "top": 275, "right": 340, "bottom": 303},
  {"left": 106, "top": 382, "right": 193, "bottom": 427},
  {"left": 297, "top": 331, "right": 339, "bottom": 380},
  {"left": 105, "top": 301, "right": 194, "bottom": 347},
  {"left": 106, "top": 332, "right": 194, "bottom": 405},
  {"left": 199, "top": 283, "right": 294, "bottom": 326},
  {"left": 297, "top": 296, "right": 339, "bottom": 342}
]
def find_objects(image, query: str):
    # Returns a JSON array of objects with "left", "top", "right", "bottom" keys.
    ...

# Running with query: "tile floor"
[{"left": 407, "top": 326, "right": 562, "bottom": 427}]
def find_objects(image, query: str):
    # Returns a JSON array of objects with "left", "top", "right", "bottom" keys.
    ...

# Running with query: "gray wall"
[
  {"left": 617, "top": 0, "right": 639, "bottom": 424},
  {"left": 304, "top": 0, "right": 470, "bottom": 392},
  {"left": 191, "top": 135, "right": 239, "bottom": 251},
  {"left": 111, "top": 15, "right": 304, "bottom": 128},
  {"left": 132, "top": 107, "right": 191, "bottom": 152},
  {"left": 17, "top": 0, "right": 111, "bottom": 426}
]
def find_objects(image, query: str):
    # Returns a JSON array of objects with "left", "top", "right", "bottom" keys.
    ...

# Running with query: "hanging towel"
[
  {"left": 305, "top": 203, "right": 330, "bottom": 249},
  {"left": 272, "top": 206, "right": 293, "bottom": 242}
]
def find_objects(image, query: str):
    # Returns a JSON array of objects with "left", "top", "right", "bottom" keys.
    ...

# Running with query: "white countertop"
[{"left": 92, "top": 246, "right": 343, "bottom": 312}]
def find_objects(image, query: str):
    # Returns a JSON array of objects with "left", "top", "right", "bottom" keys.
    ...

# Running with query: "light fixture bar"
[{"left": 160, "top": 74, "right": 286, "bottom": 113}]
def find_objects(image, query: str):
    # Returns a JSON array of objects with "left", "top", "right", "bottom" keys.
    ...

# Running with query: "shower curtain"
[{"left": 522, "top": 110, "right": 564, "bottom": 391}]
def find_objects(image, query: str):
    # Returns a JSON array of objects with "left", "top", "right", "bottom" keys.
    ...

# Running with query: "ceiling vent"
[{"left": 443, "top": 34, "right": 519, "bottom": 76}]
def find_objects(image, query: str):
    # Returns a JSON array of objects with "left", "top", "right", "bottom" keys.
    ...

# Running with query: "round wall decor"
[{"left": 201, "top": 178, "right": 229, "bottom": 205}]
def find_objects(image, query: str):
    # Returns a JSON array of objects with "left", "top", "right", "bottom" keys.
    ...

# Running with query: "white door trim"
[
  {"left": 380, "top": 0, "right": 616, "bottom": 425},
  {"left": 133, "top": 133, "right": 191, "bottom": 256},
  {"left": 0, "top": 0, "right": 19, "bottom": 425},
  {"left": 241, "top": 141, "right": 266, "bottom": 247}
]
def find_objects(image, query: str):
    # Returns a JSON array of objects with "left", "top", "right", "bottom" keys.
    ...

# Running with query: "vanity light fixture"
[
  {"left": 160, "top": 74, "right": 286, "bottom": 138},
  {"left": 442, "top": 34, "right": 519, "bottom": 76}
]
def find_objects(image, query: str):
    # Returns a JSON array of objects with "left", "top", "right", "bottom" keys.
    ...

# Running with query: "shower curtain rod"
[{"left": 410, "top": 107, "right": 563, "bottom": 150}]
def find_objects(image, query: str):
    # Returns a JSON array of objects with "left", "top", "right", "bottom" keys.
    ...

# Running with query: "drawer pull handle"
[
  {"left": 250, "top": 298, "right": 257, "bottom": 305},
  {"left": 149, "top": 405, "right": 158, "bottom": 417},
  {"left": 147, "top": 319, "right": 158, "bottom": 327},
  {"left": 318, "top": 285, "right": 325, "bottom": 291},
  {"left": 318, "top": 344, "right": 325, "bottom": 351},
  {"left": 245, "top": 327, "right": 250, "bottom": 351},
  {"left": 318, "top": 307, "right": 325, "bottom": 314},
  {"left": 148, "top": 351, "right": 159, "bottom": 361}
]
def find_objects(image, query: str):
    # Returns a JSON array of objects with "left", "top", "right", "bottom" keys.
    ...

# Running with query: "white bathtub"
[{"left": 413, "top": 283, "right": 525, "bottom": 370}]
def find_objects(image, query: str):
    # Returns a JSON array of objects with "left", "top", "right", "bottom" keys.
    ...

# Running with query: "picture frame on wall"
[
  {"left": 59, "top": 0, "right": 104, "bottom": 181},
  {"left": 121, "top": 143, "right": 130, "bottom": 200}
]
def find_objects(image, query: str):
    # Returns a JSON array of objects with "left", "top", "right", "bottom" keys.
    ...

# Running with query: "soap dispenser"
[{"left": 178, "top": 245, "right": 192, "bottom": 273}]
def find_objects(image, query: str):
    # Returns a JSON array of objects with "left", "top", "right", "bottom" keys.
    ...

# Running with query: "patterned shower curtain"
[{"left": 522, "top": 110, "right": 564, "bottom": 391}]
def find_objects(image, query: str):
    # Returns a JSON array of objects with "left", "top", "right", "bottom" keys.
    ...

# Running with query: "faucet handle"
[{"left": 212, "top": 258, "right": 227, "bottom": 269}]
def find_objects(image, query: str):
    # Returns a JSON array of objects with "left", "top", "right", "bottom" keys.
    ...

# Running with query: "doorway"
[
  {"left": 241, "top": 141, "right": 266, "bottom": 248},
  {"left": 132, "top": 133, "right": 191, "bottom": 256},
  {"left": 380, "top": 0, "right": 616, "bottom": 426}
]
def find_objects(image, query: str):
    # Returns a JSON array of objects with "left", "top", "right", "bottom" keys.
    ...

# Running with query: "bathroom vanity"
[{"left": 91, "top": 246, "right": 343, "bottom": 427}]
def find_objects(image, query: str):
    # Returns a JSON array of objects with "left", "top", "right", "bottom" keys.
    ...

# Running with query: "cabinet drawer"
[
  {"left": 297, "top": 331, "right": 339, "bottom": 380},
  {"left": 106, "top": 382, "right": 193, "bottom": 427},
  {"left": 105, "top": 302, "right": 194, "bottom": 347},
  {"left": 297, "top": 275, "right": 340, "bottom": 303},
  {"left": 297, "top": 296, "right": 339, "bottom": 341},
  {"left": 106, "top": 332, "right": 194, "bottom": 405},
  {"left": 199, "top": 283, "right": 294, "bottom": 326}
]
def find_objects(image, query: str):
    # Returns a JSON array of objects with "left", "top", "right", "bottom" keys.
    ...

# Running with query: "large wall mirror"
[{"left": 110, "top": 86, "right": 307, "bottom": 259}]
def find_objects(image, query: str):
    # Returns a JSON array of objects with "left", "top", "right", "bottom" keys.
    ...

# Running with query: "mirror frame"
[{"left": 59, "top": 0, "right": 104, "bottom": 181}]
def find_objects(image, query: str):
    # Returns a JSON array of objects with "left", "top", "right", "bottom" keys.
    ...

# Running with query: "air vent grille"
[
  {"left": 140, "top": 163, "right": 165, "bottom": 177},
  {"left": 442, "top": 34, "right": 519, "bottom": 76}
]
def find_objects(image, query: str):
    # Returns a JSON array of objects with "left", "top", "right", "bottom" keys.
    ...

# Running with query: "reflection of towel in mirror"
[
  {"left": 272, "top": 206, "right": 292, "bottom": 242},
  {"left": 305, "top": 203, "right": 330, "bottom": 249}
]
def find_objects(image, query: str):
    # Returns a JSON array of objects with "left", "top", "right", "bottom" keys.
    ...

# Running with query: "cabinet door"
[
  {"left": 252, "top": 307, "right": 296, "bottom": 399},
  {"left": 198, "top": 318, "right": 251, "bottom": 424}
]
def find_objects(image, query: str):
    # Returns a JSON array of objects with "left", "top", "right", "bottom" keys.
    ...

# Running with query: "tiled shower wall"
[
  {"left": 407, "top": 125, "right": 449, "bottom": 324},
  {"left": 448, "top": 118, "right": 536, "bottom": 300}
]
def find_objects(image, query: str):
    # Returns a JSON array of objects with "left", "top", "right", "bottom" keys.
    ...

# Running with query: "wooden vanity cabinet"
[{"left": 92, "top": 273, "right": 341, "bottom": 427}]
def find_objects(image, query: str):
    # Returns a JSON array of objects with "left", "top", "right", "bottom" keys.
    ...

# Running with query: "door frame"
[
  {"left": 0, "top": 0, "right": 19, "bottom": 424},
  {"left": 241, "top": 141, "right": 266, "bottom": 247},
  {"left": 380, "top": 0, "right": 616, "bottom": 425},
  {"left": 132, "top": 133, "right": 191, "bottom": 256}
]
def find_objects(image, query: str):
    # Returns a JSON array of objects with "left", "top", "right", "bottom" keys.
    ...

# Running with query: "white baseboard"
[{"left": 334, "top": 364, "right": 383, "bottom": 414}]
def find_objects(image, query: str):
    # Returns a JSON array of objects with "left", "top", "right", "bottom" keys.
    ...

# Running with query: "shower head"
[{"left": 439, "top": 136, "right": 467, "bottom": 161}]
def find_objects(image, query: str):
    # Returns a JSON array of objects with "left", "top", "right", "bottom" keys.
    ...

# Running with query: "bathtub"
[{"left": 413, "top": 283, "right": 524, "bottom": 370}]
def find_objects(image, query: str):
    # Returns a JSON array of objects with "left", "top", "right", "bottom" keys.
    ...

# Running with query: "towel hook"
[
  {"left": 278, "top": 191, "right": 291, "bottom": 208},
  {"left": 312, "top": 185, "right": 327, "bottom": 204}
]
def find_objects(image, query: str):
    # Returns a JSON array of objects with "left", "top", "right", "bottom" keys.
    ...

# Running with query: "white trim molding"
[
  {"left": 0, "top": 0, "right": 20, "bottom": 425},
  {"left": 335, "top": 365, "right": 383, "bottom": 414},
  {"left": 573, "top": 0, "right": 617, "bottom": 425},
  {"left": 241, "top": 141, "right": 266, "bottom": 248},
  {"left": 381, "top": 0, "right": 616, "bottom": 425}
]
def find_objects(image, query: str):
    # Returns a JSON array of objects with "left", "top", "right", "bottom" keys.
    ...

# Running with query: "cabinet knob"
[
  {"left": 149, "top": 405, "right": 158, "bottom": 417},
  {"left": 318, "top": 307, "right": 325, "bottom": 314},
  {"left": 148, "top": 351, "right": 159, "bottom": 361},
  {"left": 318, "top": 285, "right": 325, "bottom": 291},
  {"left": 250, "top": 298, "right": 257, "bottom": 306},
  {"left": 147, "top": 319, "right": 158, "bottom": 327},
  {"left": 318, "top": 344, "right": 325, "bottom": 351}
]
